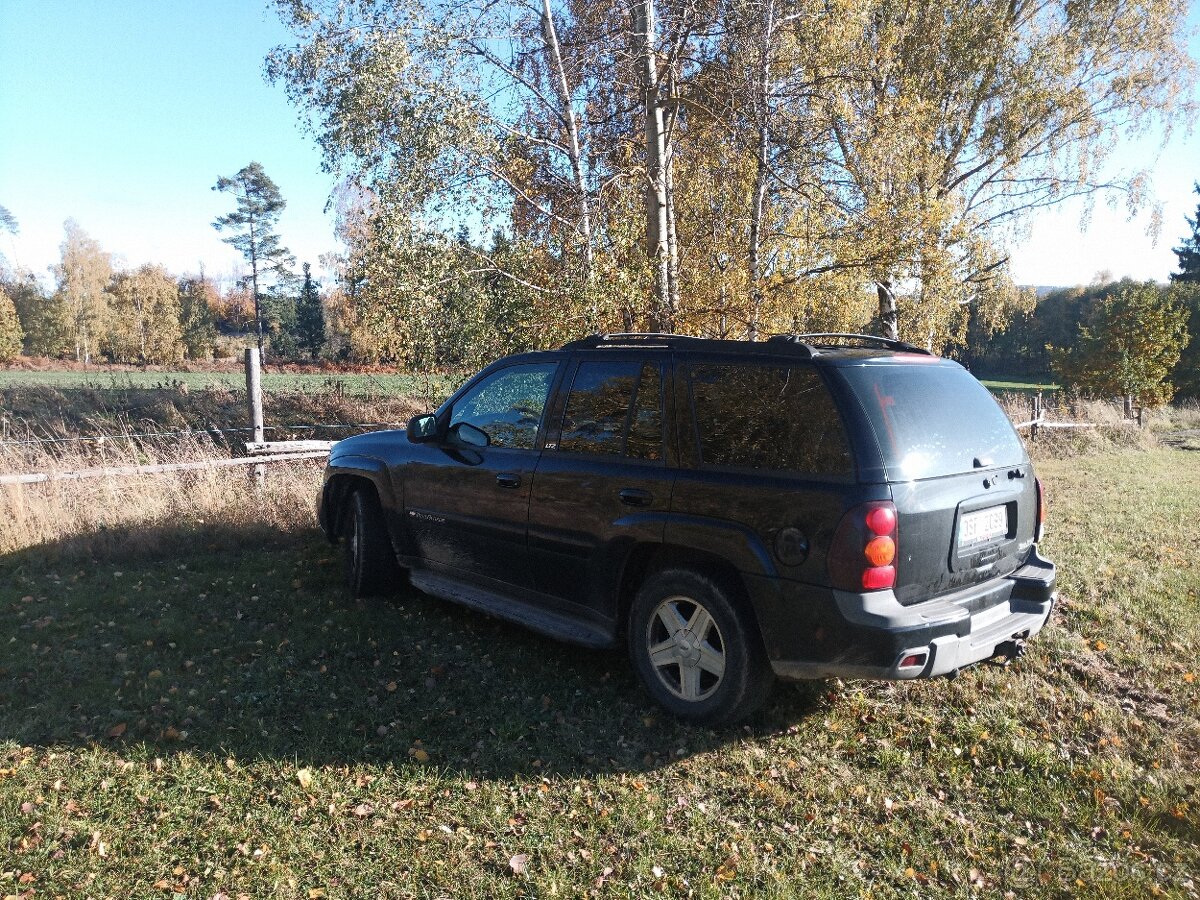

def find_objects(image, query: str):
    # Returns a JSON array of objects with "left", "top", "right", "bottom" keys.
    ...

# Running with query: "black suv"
[{"left": 318, "top": 334, "right": 1056, "bottom": 724}]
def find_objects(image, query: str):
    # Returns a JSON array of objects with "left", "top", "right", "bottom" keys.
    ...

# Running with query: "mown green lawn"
[{"left": 1, "top": 449, "right": 1197, "bottom": 897}]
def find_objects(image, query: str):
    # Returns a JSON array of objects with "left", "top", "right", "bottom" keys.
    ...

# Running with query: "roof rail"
[
  {"left": 560, "top": 332, "right": 708, "bottom": 350},
  {"left": 773, "top": 333, "right": 933, "bottom": 356}
]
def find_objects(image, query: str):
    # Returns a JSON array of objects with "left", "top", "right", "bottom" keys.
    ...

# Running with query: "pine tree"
[
  {"left": 295, "top": 262, "right": 326, "bottom": 359},
  {"left": 1172, "top": 183, "right": 1200, "bottom": 283},
  {"left": 212, "top": 162, "right": 293, "bottom": 358},
  {"left": 0, "top": 285, "right": 24, "bottom": 361}
]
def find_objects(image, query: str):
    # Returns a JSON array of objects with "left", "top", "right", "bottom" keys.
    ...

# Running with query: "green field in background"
[
  {"left": 2, "top": 368, "right": 1058, "bottom": 394},
  {"left": 0, "top": 369, "right": 459, "bottom": 397},
  {"left": 979, "top": 375, "right": 1060, "bottom": 392}
]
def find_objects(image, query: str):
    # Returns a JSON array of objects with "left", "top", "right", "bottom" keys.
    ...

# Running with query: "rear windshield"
[{"left": 837, "top": 363, "right": 1024, "bottom": 479}]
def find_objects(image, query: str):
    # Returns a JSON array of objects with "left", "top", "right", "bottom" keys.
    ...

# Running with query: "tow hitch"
[{"left": 993, "top": 636, "right": 1027, "bottom": 664}]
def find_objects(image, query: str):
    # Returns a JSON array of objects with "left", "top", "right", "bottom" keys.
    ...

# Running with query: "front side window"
[
  {"left": 450, "top": 362, "right": 558, "bottom": 449},
  {"left": 689, "top": 364, "right": 852, "bottom": 476},
  {"left": 559, "top": 361, "right": 664, "bottom": 459}
]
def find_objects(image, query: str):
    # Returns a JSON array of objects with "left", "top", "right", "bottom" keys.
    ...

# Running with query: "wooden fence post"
[
  {"left": 245, "top": 348, "right": 265, "bottom": 485},
  {"left": 1031, "top": 391, "right": 1042, "bottom": 441}
]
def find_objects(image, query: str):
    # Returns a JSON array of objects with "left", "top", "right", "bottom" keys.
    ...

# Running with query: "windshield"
[{"left": 837, "top": 363, "right": 1025, "bottom": 480}]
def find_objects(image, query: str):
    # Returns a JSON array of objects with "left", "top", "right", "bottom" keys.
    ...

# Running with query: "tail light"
[
  {"left": 1035, "top": 477, "right": 1046, "bottom": 543},
  {"left": 828, "top": 501, "right": 898, "bottom": 592}
]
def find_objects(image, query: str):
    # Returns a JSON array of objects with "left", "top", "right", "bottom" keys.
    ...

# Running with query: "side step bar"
[{"left": 409, "top": 571, "right": 613, "bottom": 649}]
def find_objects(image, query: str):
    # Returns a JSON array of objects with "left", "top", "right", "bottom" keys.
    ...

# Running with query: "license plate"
[{"left": 958, "top": 505, "right": 1008, "bottom": 549}]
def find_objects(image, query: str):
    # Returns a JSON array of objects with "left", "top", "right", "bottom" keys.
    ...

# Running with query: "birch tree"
[
  {"left": 818, "top": 0, "right": 1194, "bottom": 344},
  {"left": 103, "top": 265, "right": 183, "bottom": 365},
  {"left": 52, "top": 220, "right": 112, "bottom": 365}
]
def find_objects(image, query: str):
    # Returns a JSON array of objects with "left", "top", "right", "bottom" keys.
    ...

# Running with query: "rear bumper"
[{"left": 749, "top": 549, "right": 1056, "bottom": 681}]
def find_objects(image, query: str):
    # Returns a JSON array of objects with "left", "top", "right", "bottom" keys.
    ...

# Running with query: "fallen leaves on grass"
[
  {"left": 106, "top": 722, "right": 127, "bottom": 738},
  {"left": 296, "top": 768, "right": 313, "bottom": 790},
  {"left": 508, "top": 853, "right": 529, "bottom": 876}
]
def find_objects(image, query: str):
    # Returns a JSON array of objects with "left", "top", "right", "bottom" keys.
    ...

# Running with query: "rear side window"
[
  {"left": 688, "top": 364, "right": 852, "bottom": 476},
  {"left": 559, "top": 361, "right": 663, "bottom": 459},
  {"left": 837, "top": 363, "right": 1025, "bottom": 479}
]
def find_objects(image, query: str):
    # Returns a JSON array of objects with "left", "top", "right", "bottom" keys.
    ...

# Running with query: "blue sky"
[
  {"left": 0, "top": 0, "right": 333, "bottom": 285},
  {"left": 0, "top": 0, "right": 1198, "bottom": 290}
]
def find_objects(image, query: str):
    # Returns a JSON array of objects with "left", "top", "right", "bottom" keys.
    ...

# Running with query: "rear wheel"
[
  {"left": 628, "top": 568, "right": 774, "bottom": 725},
  {"left": 341, "top": 487, "right": 401, "bottom": 598}
]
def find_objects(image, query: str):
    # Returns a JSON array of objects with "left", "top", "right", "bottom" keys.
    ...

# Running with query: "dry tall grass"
[
  {"left": 0, "top": 431, "right": 322, "bottom": 558},
  {"left": 993, "top": 392, "right": 1157, "bottom": 458},
  {"left": 1, "top": 388, "right": 1177, "bottom": 560},
  {"left": 0, "top": 383, "right": 426, "bottom": 560}
]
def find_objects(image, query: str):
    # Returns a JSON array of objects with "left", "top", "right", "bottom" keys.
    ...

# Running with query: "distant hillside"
[{"left": 1024, "top": 285, "right": 1072, "bottom": 297}]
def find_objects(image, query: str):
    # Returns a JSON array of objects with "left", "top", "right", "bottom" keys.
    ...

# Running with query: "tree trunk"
[
  {"left": 746, "top": 0, "right": 775, "bottom": 342},
  {"left": 632, "top": 0, "right": 672, "bottom": 331},
  {"left": 876, "top": 279, "right": 899, "bottom": 341},
  {"left": 541, "top": 0, "right": 593, "bottom": 280},
  {"left": 664, "top": 135, "right": 680, "bottom": 330}
]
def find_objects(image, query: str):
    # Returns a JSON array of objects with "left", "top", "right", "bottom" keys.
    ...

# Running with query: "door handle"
[
  {"left": 496, "top": 472, "right": 522, "bottom": 489},
  {"left": 619, "top": 488, "right": 654, "bottom": 507}
]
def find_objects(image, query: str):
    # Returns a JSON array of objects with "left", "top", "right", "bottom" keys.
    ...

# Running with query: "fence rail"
[
  {"left": 0, "top": 450, "right": 330, "bottom": 486},
  {"left": 1014, "top": 391, "right": 1143, "bottom": 437},
  {"left": 2, "top": 371, "right": 1147, "bottom": 485}
]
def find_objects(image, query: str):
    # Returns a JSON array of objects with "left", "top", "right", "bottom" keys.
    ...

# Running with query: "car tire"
[
  {"left": 341, "top": 487, "right": 401, "bottom": 598},
  {"left": 628, "top": 568, "right": 774, "bottom": 726}
]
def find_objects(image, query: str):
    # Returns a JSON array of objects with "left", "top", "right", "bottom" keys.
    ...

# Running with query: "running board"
[{"left": 408, "top": 571, "right": 614, "bottom": 649}]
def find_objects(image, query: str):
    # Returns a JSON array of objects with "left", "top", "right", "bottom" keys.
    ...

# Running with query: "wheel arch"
[
  {"left": 320, "top": 456, "right": 396, "bottom": 543},
  {"left": 616, "top": 542, "right": 761, "bottom": 640}
]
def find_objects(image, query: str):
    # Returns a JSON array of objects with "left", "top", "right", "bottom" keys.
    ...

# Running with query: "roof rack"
[
  {"left": 770, "top": 333, "right": 933, "bottom": 356},
  {"left": 560, "top": 332, "right": 709, "bottom": 350}
]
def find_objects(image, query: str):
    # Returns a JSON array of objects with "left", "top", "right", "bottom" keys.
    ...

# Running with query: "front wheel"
[
  {"left": 628, "top": 568, "right": 774, "bottom": 726},
  {"left": 341, "top": 487, "right": 401, "bottom": 598}
]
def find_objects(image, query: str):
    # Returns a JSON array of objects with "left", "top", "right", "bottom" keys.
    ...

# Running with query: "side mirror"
[
  {"left": 406, "top": 414, "right": 438, "bottom": 443},
  {"left": 450, "top": 421, "right": 490, "bottom": 448}
]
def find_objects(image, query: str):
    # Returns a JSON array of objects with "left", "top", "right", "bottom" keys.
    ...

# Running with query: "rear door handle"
[
  {"left": 496, "top": 472, "right": 522, "bottom": 489},
  {"left": 619, "top": 488, "right": 654, "bottom": 507}
]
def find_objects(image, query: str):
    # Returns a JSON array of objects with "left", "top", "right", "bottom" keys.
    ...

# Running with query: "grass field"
[
  {"left": 978, "top": 376, "right": 1060, "bottom": 393},
  {"left": 0, "top": 368, "right": 458, "bottom": 400},
  {"left": 1, "top": 365, "right": 1057, "bottom": 399},
  {"left": 1, "top": 439, "right": 1197, "bottom": 896}
]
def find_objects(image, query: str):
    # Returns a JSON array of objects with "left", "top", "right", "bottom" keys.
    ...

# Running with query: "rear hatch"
[{"left": 833, "top": 359, "right": 1037, "bottom": 604}]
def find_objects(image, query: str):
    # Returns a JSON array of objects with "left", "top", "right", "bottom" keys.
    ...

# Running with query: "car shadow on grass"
[{"left": 0, "top": 522, "right": 828, "bottom": 778}]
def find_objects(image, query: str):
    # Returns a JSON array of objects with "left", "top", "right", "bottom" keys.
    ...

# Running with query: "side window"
[
  {"left": 558, "top": 360, "right": 664, "bottom": 459},
  {"left": 626, "top": 362, "right": 663, "bottom": 461},
  {"left": 559, "top": 361, "right": 640, "bottom": 456},
  {"left": 450, "top": 362, "right": 558, "bottom": 450},
  {"left": 689, "top": 364, "right": 851, "bottom": 476}
]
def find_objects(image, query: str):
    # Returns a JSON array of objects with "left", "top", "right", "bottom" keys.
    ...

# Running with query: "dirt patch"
[{"left": 1159, "top": 430, "right": 1200, "bottom": 451}]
